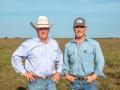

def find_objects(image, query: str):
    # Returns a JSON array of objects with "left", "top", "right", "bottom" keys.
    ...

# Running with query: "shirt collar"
[
  {"left": 35, "top": 36, "right": 51, "bottom": 44},
  {"left": 70, "top": 36, "right": 88, "bottom": 43}
]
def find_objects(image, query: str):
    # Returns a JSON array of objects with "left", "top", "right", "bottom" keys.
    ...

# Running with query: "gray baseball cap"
[{"left": 73, "top": 17, "right": 86, "bottom": 28}]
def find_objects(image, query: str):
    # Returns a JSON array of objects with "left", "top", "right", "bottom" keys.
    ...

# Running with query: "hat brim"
[{"left": 30, "top": 22, "right": 53, "bottom": 29}]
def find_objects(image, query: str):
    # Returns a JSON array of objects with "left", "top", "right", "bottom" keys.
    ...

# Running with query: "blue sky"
[{"left": 0, "top": 0, "right": 120, "bottom": 38}]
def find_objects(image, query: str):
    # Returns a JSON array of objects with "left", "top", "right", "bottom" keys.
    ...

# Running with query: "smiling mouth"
[
  {"left": 77, "top": 31, "right": 83, "bottom": 33},
  {"left": 41, "top": 33, "right": 47, "bottom": 34}
]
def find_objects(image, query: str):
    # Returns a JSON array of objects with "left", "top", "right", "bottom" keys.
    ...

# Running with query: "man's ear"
[
  {"left": 73, "top": 28, "right": 75, "bottom": 32},
  {"left": 35, "top": 29, "right": 37, "bottom": 31}
]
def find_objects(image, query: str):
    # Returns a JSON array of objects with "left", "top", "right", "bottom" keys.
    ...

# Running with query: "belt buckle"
[
  {"left": 78, "top": 77, "right": 85, "bottom": 80},
  {"left": 42, "top": 76, "right": 49, "bottom": 79},
  {"left": 42, "top": 76, "right": 47, "bottom": 79}
]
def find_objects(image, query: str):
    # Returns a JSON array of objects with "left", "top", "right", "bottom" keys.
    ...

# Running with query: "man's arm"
[
  {"left": 94, "top": 42, "right": 105, "bottom": 77},
  {"left": 12, "top": 43, "right": 38, "bottom": 81},
  {"left": 85, "top": 41, "right": 105, "bottom": 83},
  {"left": 11, "top": 44, "right": 27, "bottom": 75},
  {"left": 51, "top": 43, "right": 63, "bottom": 83},
  {"left": 56, "top": 46, "right": 63, "bottom": 73},
  {"left": 63, "top": 45, "right": 70, "bottom": 75},
  {"left": 63, "top": 45, "right": 77, "bottom": 81}
]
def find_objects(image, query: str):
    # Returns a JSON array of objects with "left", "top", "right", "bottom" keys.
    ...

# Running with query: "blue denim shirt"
[
  {"left": 12, "top": 37, "right": 63, "bottom": 76},
  {"left": 63, "top": 37, "right": 105, "bottom": 77}
]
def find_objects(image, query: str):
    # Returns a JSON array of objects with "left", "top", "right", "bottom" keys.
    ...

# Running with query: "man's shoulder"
[
  {"left": 49, "top": 38, "right": 60, "bottom": 49},
  {"left": 86, "top": 38, "right": 99, "bottom": 46},
  {"left": 21, "top": 37, "right": 37, "bottom": 46},
  {"left": 49, "top": 38, "right": 57, "bottom": 43},
  {"left": 65, "top": 40, "right": 73, "bottom": 48},
  {"left": 48, "top": 38, "right": 58, "bottom": 46}
]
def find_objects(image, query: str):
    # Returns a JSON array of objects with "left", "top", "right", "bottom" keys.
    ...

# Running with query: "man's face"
[
  {"left": 36, "top": 27, "right": 49, "bottom": 40},
  {"left": 74, "top": 26, "right": 86, "bottom": 38}
]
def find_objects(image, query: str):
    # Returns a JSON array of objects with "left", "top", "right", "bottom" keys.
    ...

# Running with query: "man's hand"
[
  {"left": 23, "top": 72, "right": 38, "bottom": 81},
  {"left": 65, "top": 74, "right": 77, "bottom": 82},
  {"left": 85, "top": 74, "right": 97, "bottom": 83},
  {"left": 51, "top": 72, "right": 61, "bottom": 83}
]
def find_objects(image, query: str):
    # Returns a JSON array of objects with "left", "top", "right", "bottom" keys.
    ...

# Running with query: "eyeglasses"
[{"left": 37, "top": 28, "right": 49, "bottom": 30}]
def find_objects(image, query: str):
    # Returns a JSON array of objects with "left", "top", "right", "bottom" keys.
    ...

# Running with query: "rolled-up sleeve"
[
  {"left": 11, "top": 44, "right": 28, "bottom": 75},
  {"left": 94, "top": 42, "right": 105, "bottom": 77}
]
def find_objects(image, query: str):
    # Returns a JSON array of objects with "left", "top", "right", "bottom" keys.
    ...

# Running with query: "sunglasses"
[{"left": 75, "top": 26, "right": 85, "bottom": 28}]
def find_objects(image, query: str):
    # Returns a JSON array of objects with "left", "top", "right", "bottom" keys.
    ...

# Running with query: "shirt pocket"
[
  {"left": 83, "top": 48, "right": 94, "bottom": 62},
  {"left": 27, "top": 51, "right": 41, "bottom": 66}
]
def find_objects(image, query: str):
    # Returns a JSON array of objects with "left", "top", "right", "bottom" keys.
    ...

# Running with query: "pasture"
[{"left": 0, "top": 38, "right": 120, "bottom": 90}]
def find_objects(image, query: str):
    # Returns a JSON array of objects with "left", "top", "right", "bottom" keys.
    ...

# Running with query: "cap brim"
[{"left": 75, "top": 24, "right": 86, "bottom": 27}]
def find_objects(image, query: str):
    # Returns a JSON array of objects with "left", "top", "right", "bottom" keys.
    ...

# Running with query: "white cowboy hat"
[{"left": 30, "top": 16, "right": 53, "bottom": 29}]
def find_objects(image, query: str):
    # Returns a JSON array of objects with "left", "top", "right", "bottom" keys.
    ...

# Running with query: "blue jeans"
[
  {"left": 70, "top": 80, "right": 98, "bottom": 90},
  {"left": 28, "top": 78, "right": 56, "bottom": 90}
]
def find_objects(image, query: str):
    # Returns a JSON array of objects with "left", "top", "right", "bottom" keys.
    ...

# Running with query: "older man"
[
  {"left": 12, "top": 16, "right": 63, "bottom": 90},
  {"left": 63, "top": 17, "right": 105, "bottom": 90}
]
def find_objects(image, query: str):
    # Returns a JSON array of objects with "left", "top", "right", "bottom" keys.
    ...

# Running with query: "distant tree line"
[{"left": 2, "top": 36, "right": 120, "bottom": 39}]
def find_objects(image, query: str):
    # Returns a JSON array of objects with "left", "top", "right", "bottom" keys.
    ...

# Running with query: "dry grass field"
[{"left": 0, "top": 38, "right": 120, "bottom": 90}]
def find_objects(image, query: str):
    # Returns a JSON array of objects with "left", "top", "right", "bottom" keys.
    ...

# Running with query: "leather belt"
[
  {"left": 71, "top": 72, "right": 94, "bottom": 81},
  {"left": 33, "top": 75, "right": 52, "bottom": 79}
]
